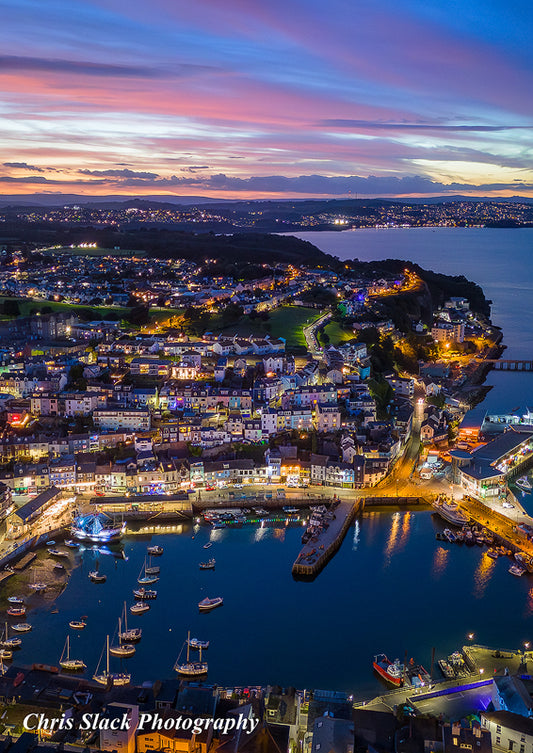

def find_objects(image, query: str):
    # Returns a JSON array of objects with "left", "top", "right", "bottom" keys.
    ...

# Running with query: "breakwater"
[{"left": 292, "top": 499, "right": 362, "bottom": 578}]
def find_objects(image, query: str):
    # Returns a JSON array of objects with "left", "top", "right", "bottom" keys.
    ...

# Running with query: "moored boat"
[
  {"left": 373, "top": 654, "right": 404, "bottom": 686},
  {"left": 11, "top": 623, "right": 32, "bottom": 632},
  {"left": 432, "top": 498, "right": 469, "bottom": 527},
  {"left": 69, "top": 620, "right": 87, "bottom": 630},
  {"left": 93, "top": 635, "right": 131, "bottom": 686},
  {"left": 7, "top": 607, "right": 25, "bottom": 618},
  {"left": 199, "top": 559, "right": 216, "bottom": 570},
  {"left": 174, "top": 631, "right": 208, "bottom": 676},
  {"left": 1, "top": 622, "right": 22, "bottom": 649},
  {"left": 89, "top": 570, "right": 106, "bottom": 583},
  {"left": 509, "top": 563, "right": 527, "bottom": 577},
  {"left": 59, "top": 636, "right": 86, "bottom": 672},
  {"left": 110, "top": 617, "right": 136, "bottom": 658},
  {"left": 147, "top": 545, "right": 163, "bottom": 556},
  {"left": 118, "top": 602, "right": 142, "bottom": 643},
  {"left": 137, "top": 557, "right": 159, "bottom": 585},
  {"left": 0, "top": 649, "right": 12, "bottom": 661},
  {"left": 7, "top": 597, "right": 24, "bottom": 605},
  {"left": 198, "top": 596, "right": 223, "bottom": 612},
  {"left": 188, "top": 637, "right": 209, "bottom": 650},
  {"left": 133, "top": 587, "right": 157, "bottom": 600},
  {"left": 130, "top": 601, "right": 150, "bottom": 615}
]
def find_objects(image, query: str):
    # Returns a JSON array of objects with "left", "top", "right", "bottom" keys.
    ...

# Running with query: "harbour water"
[
  {"left": 5, "top": 227, "right": 533, "bottom": 694},
  {"left": 6, "top": 510, "right": 533, "bottom": 696}
]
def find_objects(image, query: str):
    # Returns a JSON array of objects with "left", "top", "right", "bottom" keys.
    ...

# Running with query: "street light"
[{"left": 468, "top": 632, "right": 475, "bottom": 641}]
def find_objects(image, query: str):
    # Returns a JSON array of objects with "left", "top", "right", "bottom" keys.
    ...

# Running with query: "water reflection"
[
  {"left": 473, "top": 552, "right": 497, "bottom": 599},
  {"left": 432, "top": 546, "right": 449, "bottom": 578},
  {"left": 384, "top": 512, "right": 412, "bottom": 566},
  {"left": 352, "top": 520, "right": 360, "bottom": 551}
]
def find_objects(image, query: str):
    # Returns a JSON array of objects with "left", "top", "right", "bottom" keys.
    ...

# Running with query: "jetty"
[
  {"left": 12, "top": 552, "right": 37, "bottom": 571},
  {"left": 292, "top": 499, "right": 362, "bottom": 578}
]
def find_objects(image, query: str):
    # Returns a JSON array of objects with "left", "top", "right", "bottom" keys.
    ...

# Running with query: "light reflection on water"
[
  {"left": 473, "top": 552, "right": 497, "bottom": 599},
  {"left": 432, "top": 546, "right": 449, "bottom": 578}
]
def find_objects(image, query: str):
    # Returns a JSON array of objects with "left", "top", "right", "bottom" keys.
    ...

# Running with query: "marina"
[{"left": 3, "top": 508, "right": 532, "bottom": 694}]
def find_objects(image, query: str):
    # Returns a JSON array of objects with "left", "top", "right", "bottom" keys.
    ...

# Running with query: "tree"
[{"left": 2, "top": 299, "right": 20, "bottom": 317}]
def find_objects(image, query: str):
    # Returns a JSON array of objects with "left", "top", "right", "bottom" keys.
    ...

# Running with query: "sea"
[{"left": 5, "top": 227, "right": 533, "bottom": 697}]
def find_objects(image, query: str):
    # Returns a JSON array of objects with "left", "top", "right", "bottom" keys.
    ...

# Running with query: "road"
[{"left": 302, "top": 311, "right": 332, "bottom": 355}]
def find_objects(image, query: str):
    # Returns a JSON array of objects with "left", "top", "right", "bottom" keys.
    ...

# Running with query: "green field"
[
  {"left": 43, "top": 245, "right": 145, "bottom": 257},
  {"left": 0, "top": 296, "right": 183, "bottom": 324},
  {"left": 322, "top": 320, "right": 356, "bottom": 346},
  {"left": 209, "top": 305, "right": 324, "bottom": 350}
]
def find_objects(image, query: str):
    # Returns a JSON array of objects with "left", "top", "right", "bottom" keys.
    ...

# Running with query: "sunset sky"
[{"left": 1, "top": 0, "right": 533, "bottom": 199}]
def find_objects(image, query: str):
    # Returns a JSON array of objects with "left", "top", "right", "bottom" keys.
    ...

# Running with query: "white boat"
[
  {"left": 137, "top": 557, "right": 159, "bottom": 585},
  {"left": 517, "top": 476, "right": 533, "bottom": 491},
  {"left": 130, "top": 601, "right": 150, "bottom": 615},
  {"left": 147, "top": 545, "right": 163, "bottom": 556},
  {"left": 509, "top": 563, "right": 527, "bottom": 577},
  {"left": 89, "top": 567, "right": 107, "bottom": 583},
  {"left": 118, "top": 602, "right": 142, "bottom": 643},
  {"left": 48, "top": 549, "right": 69, "bottom": 558},
  {"left": 188, "top": 637, "right": 209, "bottom": 650},
  {"left": 145, "top": 558, "right": 160, "bottom": 575},
  {"left": 0, "top": 649, "right": 12, "bottom": 661},
  {"left": 11, "top": 623, "right": 32, "bottom": 633},
  {"left": 1, "top": 622, "right": 22, "bottom": 649},
  {"left": 64, "top": 540, "right": 78, "bottom": 548},
  {"left": 69, "top": 620, "right": 87, "bottom": 630},
  {"left": 133, "top": 587, "right": 157, "bottom": 600},
  {"left": 203, "top": 542, "right": 213, "bottom": 550},
  {"left": 174, "top": 631, "right": 208, "bottom": 676},
  {"left": 432, "top": 498, "right": 469, "bottom": 527},
  {"left": 59, "top": 635, "right": 86, "bottom": 672},
  {"left": 110, "top": 617, "right": 136, "bottom": 658},
  {"left": 198, "top": 596, "right": 223, "bottom": 612},
  {"left": 7, "top": 597, "right": 24, "bottom": 605},
  {"left": 93, "top": 635, "right": 131, "bottom": 687}
]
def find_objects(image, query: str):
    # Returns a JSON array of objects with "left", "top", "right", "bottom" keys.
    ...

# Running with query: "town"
[{"left": 1, "top": 241, "right": 533, "bottom": 751}]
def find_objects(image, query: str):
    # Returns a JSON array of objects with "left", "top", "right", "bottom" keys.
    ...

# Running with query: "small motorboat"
[
  {"left": 89, "top": 571, "right": 107, "bottom": 583},
  {"left": 203, "top": 542, "right": 213, "bottom": 550},
  {"left": 54, "top": 563, "right": 65, "bottom": 571},
  {"left": 188, "top": 637, "right": 209, "bottom": 650},
  {"left": 64, "top": 540, "right": 78, "bottom": 548},
  {"left": 0, "top": 649, "right": 13, "bottom": 661},
  {"left": 147, "top": 545, "right": 163, "bottom": 556},
  {"left": 48, "top": 549, "right": 68, "bottom": 558},
  {"left": 28, "top": 582, "right": 47, "bottom": 592},
  {"left": 7, "top": 607, "right": 26, "bottom": 618},
  {"left": 130, "top": 602, "right": 150, "bottom": 615},
  {"left": 198, "top": 597, "right": 223, "bottom": 612},
  {"left": 11, "top": 623, "right": 32, "bottom": 633},
  {"left": 132, "top": 588, "right": 157, "bottom": 600},
  {"left": 7, "top": 597, "right": 24, "bottom": 605},
  {"left": 69, "top": 620, "right": 87, "bottom": 630},
  {"left": 46, "top": 540, "right": 56, "bottom": 546},
  {"left": 199, "top": 559, "right": 216, "bottom": 570}
]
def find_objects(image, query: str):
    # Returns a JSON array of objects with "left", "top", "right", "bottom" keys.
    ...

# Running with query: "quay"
[
  {"left": 362, "top": 496, "right": 430, "bottom": 507},
  {"left": 460, "top": 496, "right": 533, "bottom": 556},
  {"left": 12, "top": 552, "right": 36, "bottom": 571},
  {"left": 292, "top": 499, "right": 362, "bottom": 578}
]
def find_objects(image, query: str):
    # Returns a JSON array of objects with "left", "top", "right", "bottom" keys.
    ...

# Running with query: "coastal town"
[{"left": 0, "top": 241, "right": 533, "bottom": 751}]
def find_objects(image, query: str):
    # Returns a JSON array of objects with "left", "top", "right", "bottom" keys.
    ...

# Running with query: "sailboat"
[
  {"left": 137, "top": 557, "right": 159, "bottom": 585},
  {"left": 93, "top": 635, "right": 131, "bottom": 686},
  {"left": 59, "top": 636, "right": 86, "bottom": 671},
  {"left": 118, "top": 602, "right": 142, "bottom": 643},
  {"left": 110, "top": 617, "right": 136, "bottom": 658},
  {"left": 145, "top": 556, "right": 160, "bottom": 576},
  {"left": 1, "top": 622, "right": 22, "bottom": 650},
  {"left": 174, "top": 631, "right": 208, "bottom": 676}
]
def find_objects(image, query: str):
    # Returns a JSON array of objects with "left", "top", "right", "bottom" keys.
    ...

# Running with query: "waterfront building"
[
  {"left": 100, "top": 703, "right": 139, "bottom": 753},
  {"left": 481, "top": 711, "right": 533, "bottom": 750}
]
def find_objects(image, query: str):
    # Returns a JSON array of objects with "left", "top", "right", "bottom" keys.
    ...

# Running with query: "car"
[
  {"left": 502, "top": 502, "right": 514, "bottom": 509},
  {"left": 233, "top": 484, "right": 243, "bottom": 489},
  {"left": 205, "top": 486, "right": 215, "bottom": 492}
]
